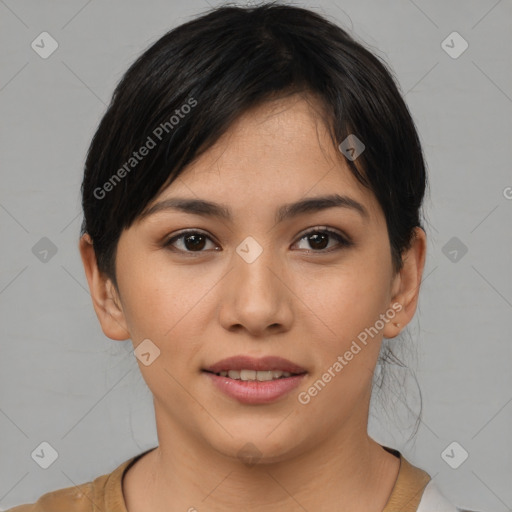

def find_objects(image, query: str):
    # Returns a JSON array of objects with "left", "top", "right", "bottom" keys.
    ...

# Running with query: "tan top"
[{"left": 6, "top": 446, "right": 432, "bottom": 512}]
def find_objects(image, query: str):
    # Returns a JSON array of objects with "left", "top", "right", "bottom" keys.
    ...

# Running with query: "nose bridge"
[
  {"left": 219, "top": 236, "right": 292, "bottom": 334},
  {"left": 235, "top": 236, "right": 281, "bottom": 309}
]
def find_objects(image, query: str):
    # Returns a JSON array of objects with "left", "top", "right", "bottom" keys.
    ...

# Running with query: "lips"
[
  {"left": 202, "top": 356, "right": 308, "bottom": 404},
  {"left": 203, "top": 355, "right": 307, "bottom": 375}
]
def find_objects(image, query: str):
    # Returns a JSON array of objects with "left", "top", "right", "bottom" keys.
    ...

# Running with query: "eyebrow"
[{"left": 139, "top": 193, "right": 369, "bottom": 224}]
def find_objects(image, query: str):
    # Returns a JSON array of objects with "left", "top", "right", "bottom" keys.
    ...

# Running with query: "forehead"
[{"left": 148, "top": 95, "right": 384, "bottom": 225}]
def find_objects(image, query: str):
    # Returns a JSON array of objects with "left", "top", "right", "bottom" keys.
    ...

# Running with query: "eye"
[
  {"left": 293, "top": 227, "right": 353, "bottom": 253},
  {"left": 164, "top": 230, "right": 220, "bottom": 254},
  {"left": 163, "top": 227, "right": 353, "bottom": 255}
]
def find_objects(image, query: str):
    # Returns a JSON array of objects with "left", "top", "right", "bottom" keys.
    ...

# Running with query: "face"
[{"left": 81, "top": 94, "right": 425, "bottom": 464}]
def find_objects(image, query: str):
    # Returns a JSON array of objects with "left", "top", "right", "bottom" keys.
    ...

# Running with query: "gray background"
[{"left": 0, "top": 0, "right": 511, "bottom": 510}]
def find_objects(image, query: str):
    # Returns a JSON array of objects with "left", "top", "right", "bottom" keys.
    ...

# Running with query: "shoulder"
[
  {"left": 3, "top": 454, "right": 135, "bottom": 512},
  {"left": 4, "top": 481, "right": 95, "bottom": 512},
  {"left": 417, "top": 479, "right": 484, "bottom": 512},
  {"left": 417, "top": 480, "right": 460, "bottom": 511},
  {"left": 4, "top": 448, "right": 154, "bottom": 512},
  {"left": 384, "top": 447, "right": 481, "bottom": 512}
]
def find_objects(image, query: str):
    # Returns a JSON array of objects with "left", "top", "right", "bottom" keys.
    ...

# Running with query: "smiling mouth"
[{"left": 203, "top": 369, "right": 304, "bottom": 381}]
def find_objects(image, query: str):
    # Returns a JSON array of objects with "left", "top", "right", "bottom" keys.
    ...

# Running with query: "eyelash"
[{"left": 163, "top": 227, "right": 353, "bottom": 255}]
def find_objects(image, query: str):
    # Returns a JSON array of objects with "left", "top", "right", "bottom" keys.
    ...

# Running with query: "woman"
[{"left": 8, "top": 3, "right": 476, "bottom": 511}]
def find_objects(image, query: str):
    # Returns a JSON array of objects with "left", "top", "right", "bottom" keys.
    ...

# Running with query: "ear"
[
  {"left": 79, "top": 233, "right": 130, "bottom": 341},
  {"left": 383, "top": 227, "right": 427, "bottom": 339}
]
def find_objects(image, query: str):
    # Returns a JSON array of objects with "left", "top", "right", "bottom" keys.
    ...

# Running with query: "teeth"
[
  {"left": 240, "top": 369, "right": 257, "bottom": 381},
  {"left": 255, "top": 371, "right": 273, "bottom": 381},
  {"left": 218, "top": 370, "right": 293, "bottom": 381}
]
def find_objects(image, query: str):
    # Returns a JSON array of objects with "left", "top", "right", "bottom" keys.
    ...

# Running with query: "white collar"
[{"left": 417, "top": 480, "right": 462, "bottom": 512}]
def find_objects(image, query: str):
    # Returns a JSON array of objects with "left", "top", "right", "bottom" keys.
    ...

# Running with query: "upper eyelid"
[{"left": 165, "top": 228, "right": 218, "bottom": 244}]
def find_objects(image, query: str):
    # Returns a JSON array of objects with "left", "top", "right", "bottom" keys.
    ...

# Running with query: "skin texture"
[{"left": 80, "top": 94, "right": 427, "bottom": 511}]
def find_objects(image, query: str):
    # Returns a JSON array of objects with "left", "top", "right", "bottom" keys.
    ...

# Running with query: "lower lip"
[{"left": 203, "top": 371, "right": 307, "bottom": 404}]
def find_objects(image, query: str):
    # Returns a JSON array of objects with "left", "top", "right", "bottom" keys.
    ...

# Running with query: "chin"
[{"left": 202, "top": 422, "right": 311, "bottom": 466}]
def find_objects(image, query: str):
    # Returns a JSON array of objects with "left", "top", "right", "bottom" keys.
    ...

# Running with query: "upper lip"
[{"left": 203, "top": 356, "right": 307, "bottom": 374}]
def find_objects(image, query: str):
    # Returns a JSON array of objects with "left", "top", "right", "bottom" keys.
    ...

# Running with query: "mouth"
[
  {"left": 202, "top": 355, "right": 307, "bottom": 378},
  {"left": 202, "top": 355, "right": 307, "bottom": 404}
]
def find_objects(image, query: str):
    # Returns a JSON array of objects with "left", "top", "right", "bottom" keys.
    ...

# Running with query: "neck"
[{"left": 124, "top": 404, "right": 400, "bottom": 512}]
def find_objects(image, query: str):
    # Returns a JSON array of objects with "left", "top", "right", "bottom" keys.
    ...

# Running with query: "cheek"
[
  {"left": 117, "top": 254, "right": 218, "bottom": 347},
  {"left": 297, "top": 257, "right": 391, "bottom": 349},
  {"left": 297, "top": 264, "right": 390, "bottom": 414}
]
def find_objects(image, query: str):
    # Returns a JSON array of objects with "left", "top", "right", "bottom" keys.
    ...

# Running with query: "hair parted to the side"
[{"left": 80, "top": 2, "right": 429, "bottom": 438}]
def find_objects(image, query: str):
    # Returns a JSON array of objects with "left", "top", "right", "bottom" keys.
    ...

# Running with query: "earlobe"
[
  {"left": 383, "top": 227, "right": 427, "bottom": 339},
  {"left": 78, "top": 233, "right": 130, "bottom": 341}
]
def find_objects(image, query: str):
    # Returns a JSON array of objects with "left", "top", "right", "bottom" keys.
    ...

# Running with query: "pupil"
[
  {"left": 185, "top": 234, "right": 206, "bottom": 251},
  {"left": 309, "top": 233, "right": 328, "bottom": 250}
]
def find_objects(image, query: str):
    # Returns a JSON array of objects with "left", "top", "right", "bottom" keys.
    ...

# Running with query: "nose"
[{"left": 218, "top": 243, "right": 294, "bottom": 337}]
